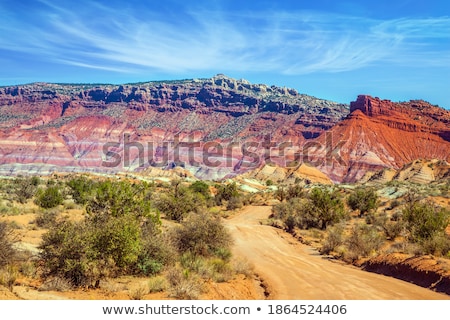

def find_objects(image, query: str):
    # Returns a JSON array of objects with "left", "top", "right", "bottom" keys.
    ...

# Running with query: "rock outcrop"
[{"left": 311, "top": 95, "right": 450, "bottom": 182}]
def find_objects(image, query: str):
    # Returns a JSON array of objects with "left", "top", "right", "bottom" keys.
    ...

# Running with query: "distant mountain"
[{"left": 0, "top": 75, "right": 449, "bottom": 183}]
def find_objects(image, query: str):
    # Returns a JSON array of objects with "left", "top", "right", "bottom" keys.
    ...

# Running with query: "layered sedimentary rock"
[
  {"left": 0, "top": 76, "right": 449, "bottom": 183},
  {"left": 0, "top": 75, "right": 348, "bottom": 179},
  {"left": 312, "top": 95, "right": 450, "bottom": 182}
]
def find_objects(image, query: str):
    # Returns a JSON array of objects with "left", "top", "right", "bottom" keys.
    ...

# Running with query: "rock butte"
[{"left": 0, "top": 75, "right": 449, "bottom": 182}]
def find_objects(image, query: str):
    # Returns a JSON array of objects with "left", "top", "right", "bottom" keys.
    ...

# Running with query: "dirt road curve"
[{"left": 225, "top": 206, "right": 449, "bottom": 300}]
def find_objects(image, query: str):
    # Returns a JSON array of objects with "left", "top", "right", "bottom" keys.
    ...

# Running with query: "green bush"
[
  {"left": 154, "top": 186, "right": 204, "bottom": 222},
  {"left": 274, "top": 184, "right": 304, "bottom": 202},
  {"left": 40, "top": 215, "right": 143, "bottom": 286},
  {"left": 419, "top": 233, "right": 450, "bottom": 256},
  {"left": 215, "top": 182, "right": 240, "bottom": 205},
  {"left": 309, "top": 187, "right": 347, "bottom": 230},
  {"left": 67, "top": 176, "right": 96, "bottom": 205},
  {"left": 90, "top": 215, "right": 142, "bottom": 271},
  {"left": 286, "top": 184, "right": 305, "bottom": 200},
  {"left": 35, "top": 186, "right": 64, "bottom": 209},
  {"left": 271, "top": 188, "right": 346, "bottom": 231},
  {"left": 345, "top": 224, "right": 384, "bottom": 260},
  {"left": 403, "top": 201, "right": 450, "bottom": 243},
  {"left": 320, "top": 223, "right": 345, "bottom": 255},
  {"left": 347, "top": 187, "right": 379, "bottom": 216},
  {"left": 189, "top": 181, "right": 211, "bottom": 199},
  {"left": 39, "top": 179, "right": 163, "bottom": 286},
  {"left": 39, "top": 220, "right": 95, "bottom": 287},
  {"left": 136, "top": 220, "right": 176, "bottom": 276},
  {"left": 171, "top": 211, "right": 233, "bottom": 257}
]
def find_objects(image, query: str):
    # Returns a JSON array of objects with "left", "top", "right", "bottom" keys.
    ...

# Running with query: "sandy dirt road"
[{"left": 225, "top": 206, "right": 449, "bottom": 300}]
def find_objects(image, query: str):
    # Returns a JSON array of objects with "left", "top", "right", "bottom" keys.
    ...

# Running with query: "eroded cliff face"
[
  {"left": 314, "top": 95, "right": 450, "bottom": 182},
  {"left": 0, "top": 76, "right": 449, "bottom": 182},
  {"left": 0, "top": 75, "right": 348, "bottom": 178}
]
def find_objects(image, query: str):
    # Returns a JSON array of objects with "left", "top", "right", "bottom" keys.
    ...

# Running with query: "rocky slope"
[{"left": 0, "top": 76, "right": 449, "bottom": 182}]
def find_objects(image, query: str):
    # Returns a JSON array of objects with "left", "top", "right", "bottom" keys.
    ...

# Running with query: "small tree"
[
  {"left": 347, "top": 187, "right": 379, "bottom": 216},
  {"left": 309, "top": 188, "right": 346, "bottom": 230}
]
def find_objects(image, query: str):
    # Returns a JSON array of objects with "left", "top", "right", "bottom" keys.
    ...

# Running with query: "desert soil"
[{"left": 225, "top": 206, "right": 449, "bottom": 300}]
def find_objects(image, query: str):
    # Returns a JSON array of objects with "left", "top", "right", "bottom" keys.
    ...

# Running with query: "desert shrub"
[
  {"left": 274, "top": 186, "right": 287, "bottom": 202},
  {"left": 129, "top": 285, "right": 149, "bottom": 300},
  {"left": 374, "top": 212, "right": 405, "bottom": 240},
  {"left": 14, "top": 177, "right": 37, "bottom": 204},
  {"left": 154, "top": 186, "right": 204, "bottom": 222},
  {"left": 89, "top": 214, "right": 142, "bottom": 271},
  {"left": 345, "top": 224, "right": 384, "bottom": 260},
  {"left": 66, "top": 176, "right": 97, "bottom": 205},
  {"left": 148, "top": 276, "right": 167, "bottom": 293},
  {"left": 209, "top": 258, "right": 233, "bottom": 282},
  {"left": 0, "top": 265, "right": 18, "bottom": 291},
  {"left": 419, "top": 233, "right": 450, "bottom": 257},
  {"left": 171, "top": 211, "right": 233, "bottom": 257},
  {"left": 136, "top": 220, "right": 176, "bottom": 276},
  {"left": 231, "top": 257, "right": 254, "bottom": 278},
  {"left": 34, "top": 186, "right": 64, "bottom": 209},
  {"left": 320, "top": 223, "right": 345, "bottom": 255},
  {"left": 309, "top": 187, "right": 347, "bottom": 230},
  {"left": 274, "top": 184, "right": 304, "bottom": 202},
  {"left": 86, "top": 180, "right": 155, "bottom": 222},
  {"left": 0, "top": 222, "right": 16, "bottom": 267},
  {"left": 226, "top": 196, "right": 243, "bottom": 210},
  {"left": 34, "top": 208, "right": 59, "bottom": 228},
  {"left": 40, "top": 216, "right": 144, "bottom": 286},
  {"left": 189, "top": 181, "right": 211, "bottom": 199},
  {"left": 403, "top": 202, "right": 450, "bottom": 243},
  {"left": 286, "top": 184, "right": 305, "bottom": 200},
  {"left": 347, "top": 187, "right": 379, "bottom": 216},
  {"left": 19, "top": 260, "right": 37, "bottom": 279},
  {"left": 166, "top": 266, "right": 204, "bottom": 300},
  {"left": 39, "top": 220, "right": 94, "bottom": 287},
  {"left": 215, "top": 182, "right": 240, "bottom": 205},
  {"left": 272, "top": 198, "right": 318, "bottom": 230}
]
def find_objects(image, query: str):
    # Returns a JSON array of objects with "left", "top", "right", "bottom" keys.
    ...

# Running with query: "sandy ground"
[{"left": 225, "top": 205, "right": 450, "bottom": 300}]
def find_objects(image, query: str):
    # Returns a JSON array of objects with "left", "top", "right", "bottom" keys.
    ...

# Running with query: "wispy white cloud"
[{"left": 1, "top": 1, "right": 449, "bottom": 75}]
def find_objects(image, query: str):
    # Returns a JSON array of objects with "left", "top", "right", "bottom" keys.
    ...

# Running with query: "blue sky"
[{"left": 1, "top": 0, "right": 449, "bottom": 108}]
